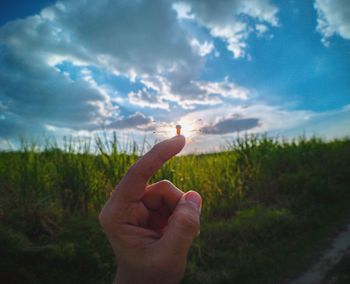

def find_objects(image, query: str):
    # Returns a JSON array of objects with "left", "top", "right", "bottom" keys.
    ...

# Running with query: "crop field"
[{"left": 1, "top": 136, "right": 350, "bottom": 283}]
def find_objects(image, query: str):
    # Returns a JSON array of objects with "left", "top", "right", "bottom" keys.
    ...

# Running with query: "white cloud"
[
  {"left": 138, "top": 74, "right": 248, "bottom": 109},
  {"left": 314, "top": 0, "right": 350, "bottom": 45},
  {"left": 175, "top": 0, "right": 279, "bottom": 58},
  {"left": 255, "top": 24, "right": 268, "bottom": 36},
  {"left": 128, "top": 88, "right": 170, "bottom": 110},
  {"left": 172, "top": 2, "right": 194, "bottom": 20},
  {"left": 190, "top": 38, "right": 214, "bottom": 56},
  {"left": 241, "top": 0, "right": 278, "bottom": 26},
  {"left": 197, "top": 77, "right": 249, "bottom": 100},
  {"left": 0, "top": 138, "right": 13, "bottom": 150}
]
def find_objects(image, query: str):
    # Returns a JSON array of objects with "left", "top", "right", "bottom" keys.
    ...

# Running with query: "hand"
[{"left": 99, "top": 135, "right": 202, "bottom": 284}]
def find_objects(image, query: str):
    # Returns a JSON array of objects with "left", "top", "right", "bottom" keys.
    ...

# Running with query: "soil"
[{"left": 291, "top": 221, "right": 350, "bottom": 284}]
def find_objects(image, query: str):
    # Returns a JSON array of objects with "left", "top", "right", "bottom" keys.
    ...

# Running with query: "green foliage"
[{"left": 0, "top": 135, "right": 350, "bottom": 283}]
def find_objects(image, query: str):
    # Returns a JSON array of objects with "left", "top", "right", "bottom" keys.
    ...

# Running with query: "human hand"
[{"left": 99, "top": 135, "right": 202, "bottom": 284}]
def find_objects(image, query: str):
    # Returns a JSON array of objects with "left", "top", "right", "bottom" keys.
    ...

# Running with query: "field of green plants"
[{"left": 1, "top": 135, "right": 350, "bottom": 283}]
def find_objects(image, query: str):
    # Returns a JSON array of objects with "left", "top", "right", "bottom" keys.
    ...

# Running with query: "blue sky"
[{"left": 0, "top": 0, "right": 349, "bottom": 153}]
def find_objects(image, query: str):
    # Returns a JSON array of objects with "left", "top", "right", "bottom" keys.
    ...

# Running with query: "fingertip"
[
  {"left": 184, "top": 191, "right": 202, "bottom": 212},
  {"left": 168, "top": 135, "right": 186, "bottom": 153},
  {"left": 170, "top": 134, "right": 185, "bottom": 143}
]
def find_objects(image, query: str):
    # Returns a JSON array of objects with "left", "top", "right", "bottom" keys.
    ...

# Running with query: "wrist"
[{"left": 114, "top": 263, "right": 183, "bottom": 284}]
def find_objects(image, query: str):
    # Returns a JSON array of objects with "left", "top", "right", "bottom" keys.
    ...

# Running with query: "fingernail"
[{"left": 185, "top": 191, "right": 202, "bottom": 212}]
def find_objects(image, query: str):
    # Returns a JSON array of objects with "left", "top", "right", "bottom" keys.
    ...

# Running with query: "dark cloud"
[
  {"left": 107, "top": 112, "right": 152, "bottom": 130},
  {"left": 0, "top": 47, "right": 113, "bottom": 134},
  {"left": 0, "top": 111, "right": 51, "bottom": 139},
  {"left": 201, "top": 116, "right": 260, "bottom": 134}
]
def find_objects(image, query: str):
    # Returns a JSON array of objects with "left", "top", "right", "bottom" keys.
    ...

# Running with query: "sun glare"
[{"left": 155, "top": 118, "right": 202, "bottom": 142}]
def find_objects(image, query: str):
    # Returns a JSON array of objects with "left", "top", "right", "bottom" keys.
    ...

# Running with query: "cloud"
[
  {"left": 0, "top": 0, "right": 203, "bottom": 139},
  {"left": 179, "top": 104, "right": 313, "bottom": 136},
  {"left": 172, "top": 2, "right": 195, "bottom": 20},
  {"left": 0, "top": 46, "right": 116, "bottom": 136},
  {"left": 174, "top": 0, "right": 278, "bottom": 58},
  {"left": 0, "top": 138, "right": 13, "bottom": 150},
  {"left": 106, "top": 112, "right": 153, "bottom": 130},
  {"left": 197, "top": 77, "right": 249, "bottom": 100},
  {"left": 190, "top": 38, "right": 215, "bottom": 56},
  {"left": 2, "top": 0, "right": 258, "bottom": 140},
  {"left": 0, "top": 0, "right": 279, "bottom": 144},
  {"left": 201, "top": 116, "right": 260, "bottom": 134},
  {"left": 139, "top": 74, "right": 247, "bottom": 109},
  {"left": 255, "top": 24, "right": 268, "bottom": 36},
  {"left": 175, "top": 104, "right": 350, "bottom": 153},
  {"left": 314, "top": 0, "right": 350, "bottom": 45},
  {"left": 128, "top": 88, "right": 170, "bottom": 110},
  {"left": 282, "top": 104, "right": 350, "bottom": 138},
  {"left": 39, "top": 0, "right": 203, "bottom": 77}
]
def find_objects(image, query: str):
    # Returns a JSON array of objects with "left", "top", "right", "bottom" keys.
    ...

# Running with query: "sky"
[{"left": 0, "top": 0, "right": 349, "bottom": 153}]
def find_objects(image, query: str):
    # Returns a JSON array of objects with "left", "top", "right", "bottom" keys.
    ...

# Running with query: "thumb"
[{"left": 160, "top": 191, "right": 202, "bottom": 258}]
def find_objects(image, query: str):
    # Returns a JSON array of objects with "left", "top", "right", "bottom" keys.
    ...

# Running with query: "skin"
[{"left": 99, "top": 135, "right": 202, "bottom": 284}]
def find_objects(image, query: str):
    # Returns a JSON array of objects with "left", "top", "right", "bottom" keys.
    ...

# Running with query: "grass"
[{"left": 0, "top": 135, "right": 350, "bottom": 283}]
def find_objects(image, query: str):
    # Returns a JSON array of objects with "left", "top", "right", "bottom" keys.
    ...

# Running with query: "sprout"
[{"left": 176, "top": 124, "right": 182, "bottom": 135}]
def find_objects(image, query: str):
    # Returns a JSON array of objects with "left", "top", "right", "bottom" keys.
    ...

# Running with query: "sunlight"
[
  {"left": 154, "top": 117, "right": 202, "bottom": 142},
  {"left": 177, "top": 117, "right": 201, "bottom": 139}
]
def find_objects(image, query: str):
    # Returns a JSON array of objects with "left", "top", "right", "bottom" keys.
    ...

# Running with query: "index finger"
[{"left": 115, "top": 135, "right": 185, "bottom": 201}]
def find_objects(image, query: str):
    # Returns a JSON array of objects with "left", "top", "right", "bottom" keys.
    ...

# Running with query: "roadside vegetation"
[{"left": 1, "top": 135, "right": 350, "bottom": 283}]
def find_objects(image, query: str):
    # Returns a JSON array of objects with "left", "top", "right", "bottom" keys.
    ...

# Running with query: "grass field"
[{"left": 1, "top": 135, "right": 350, "bottom": 283}]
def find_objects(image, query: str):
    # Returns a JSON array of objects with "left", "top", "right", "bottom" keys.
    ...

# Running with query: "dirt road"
[{"left": 291, "top": 222, "right": 350, "bottom": 284}]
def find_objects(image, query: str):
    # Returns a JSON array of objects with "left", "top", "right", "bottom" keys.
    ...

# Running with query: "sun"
[
  {"left": 153, "top": 117, "right": 202, "bottom": 141},
  {"left": 177, "top": 118, "right": 197, "bottom": 137},
  {"left": 175, "top": 117, "right": 202, "bottom": 138}
]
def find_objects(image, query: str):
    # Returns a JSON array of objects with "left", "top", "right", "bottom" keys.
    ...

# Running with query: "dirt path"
[{"left": 291, "top": 222, "right": 350, "bottom": 284}]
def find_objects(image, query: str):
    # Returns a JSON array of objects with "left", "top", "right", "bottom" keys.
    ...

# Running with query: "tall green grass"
[{"left": 0, "top": 135, "right": 350, "bottom": 283}]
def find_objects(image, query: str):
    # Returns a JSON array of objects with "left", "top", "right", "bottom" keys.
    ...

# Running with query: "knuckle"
[
  {"left": 158, "top": 179, "right": 173, "bottom": 188},
  {"left": 173, "top": 209, "right": 200, "bottom": 234}
]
